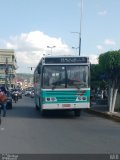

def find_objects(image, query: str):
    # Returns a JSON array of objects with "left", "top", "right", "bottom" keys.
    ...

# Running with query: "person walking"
[
  {"left": 0, "top": 86, "right": 7, "bottom": 117},
  {"left": 0, "top": 104, "right": 1, "bottom": 124}
]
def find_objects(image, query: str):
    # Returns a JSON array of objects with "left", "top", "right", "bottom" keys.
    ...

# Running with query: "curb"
[{"left": 85, "top": 109, "right": 120, "bottom": 123}]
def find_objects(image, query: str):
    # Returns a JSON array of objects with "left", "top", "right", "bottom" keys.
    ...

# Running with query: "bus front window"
[
  {"left": 42, "top": 65, "right": 89, "bottom": 89},
  {"left": 42, "top": 66, "right": 66, "bottom": 89},
  {"left": 67, "top": 66, "right": 88, "bottom": 88}
]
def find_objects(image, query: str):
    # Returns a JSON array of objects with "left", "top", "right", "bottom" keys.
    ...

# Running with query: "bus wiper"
[
  {"left": 75, "top": 82, "right": 87, "bottom": 88},
  {"left": 68, "top": 80, "right": 87, "bottom": 89},
  {"left": 74, "top": 83, "right": 87, "bottom": 90},
  {"left": 51, "top": 84, "right": 57, "bottom": 90},
  {"left": 51, "top": 81, "right": 60, "bottom": 90},
  {"left": 51, "top": 79, "right": 65, "bottom": 90},
  {"left": 74, "top": 84, "right": 80, "bottom": 89}
]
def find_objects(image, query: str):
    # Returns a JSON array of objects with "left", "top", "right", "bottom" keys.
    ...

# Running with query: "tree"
[
  {"left": 90, "top": 64, "right": 108, "bottom": 91},
  {"left": 99, "top": 50, "right": 120, "bottom": 113}
]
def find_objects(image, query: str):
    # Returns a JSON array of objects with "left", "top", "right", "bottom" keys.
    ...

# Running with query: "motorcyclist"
[{"left": 12, "top": 89, "right": 18, "bottom": 103}]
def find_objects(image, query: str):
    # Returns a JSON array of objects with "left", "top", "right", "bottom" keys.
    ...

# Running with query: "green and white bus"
[{"left": 34, "top": 56, "right": 90, "bottom": 117}]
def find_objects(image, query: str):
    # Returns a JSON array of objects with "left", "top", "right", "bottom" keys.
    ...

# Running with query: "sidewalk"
[{"left": 86, "top": 102, "right": 120, "bottom": 122}]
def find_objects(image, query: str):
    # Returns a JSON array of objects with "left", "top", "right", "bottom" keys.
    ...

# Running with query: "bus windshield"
[{"left": 42, "top": 65, "right": 89, "bottom": 89}]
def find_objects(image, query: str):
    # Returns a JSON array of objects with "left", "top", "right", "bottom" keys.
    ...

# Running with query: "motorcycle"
[{"left": 12, "top": 91, "right": 18, "bottom": 103}]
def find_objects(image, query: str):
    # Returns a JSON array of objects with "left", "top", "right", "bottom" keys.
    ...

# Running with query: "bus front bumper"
[{"left": 42, "top": 103, "right": 90, "bottom": 110}]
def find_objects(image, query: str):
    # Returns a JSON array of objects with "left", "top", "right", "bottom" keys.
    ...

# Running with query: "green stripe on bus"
[{"left": 41, "top": 89, "right": 90, "bottom": 104}]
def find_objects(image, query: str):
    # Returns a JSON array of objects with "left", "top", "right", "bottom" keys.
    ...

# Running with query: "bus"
[{"left": 34, "top": 56, "right": 90, "bottom": 117}]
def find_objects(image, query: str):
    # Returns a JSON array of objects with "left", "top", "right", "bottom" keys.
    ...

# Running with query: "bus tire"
[
  {"left": 40, "top": 110, "right": 46, "bottom": 117},
  {"left": 35, "top": 104, "right": 39, "bottom": 111},
  {"left": 74, "top": 109, "right": 81, "bottom": 117}
]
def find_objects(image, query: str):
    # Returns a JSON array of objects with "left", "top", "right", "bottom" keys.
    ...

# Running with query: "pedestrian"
[
  {"left": 0, "top": 105, "right": 1, "bottom": 124},
  {"left": 0, "top": 86, "right": 7, "bottom": 117}
]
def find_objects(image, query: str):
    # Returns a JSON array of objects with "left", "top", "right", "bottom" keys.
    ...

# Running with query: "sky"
[{"left": 0, "top": 0, "right": 120, "bottom": 73}]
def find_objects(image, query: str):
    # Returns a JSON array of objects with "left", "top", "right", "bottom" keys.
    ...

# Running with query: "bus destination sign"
[{"left": 44, "top": 57, "right": 88, "bottom": 64}]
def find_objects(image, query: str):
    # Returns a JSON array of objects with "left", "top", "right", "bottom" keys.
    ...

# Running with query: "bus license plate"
[{"left": 62, "top": 104, "right": 71, "bottom": 107}]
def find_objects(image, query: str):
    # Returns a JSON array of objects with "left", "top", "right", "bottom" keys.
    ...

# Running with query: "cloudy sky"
[{"left": 0, "top": 0, "right": 119, "bottom": 73}]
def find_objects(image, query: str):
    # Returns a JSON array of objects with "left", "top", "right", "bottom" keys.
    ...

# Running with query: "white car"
[
  {"left": 24, "top": 90, "right": 31, "bottom": 96},
  {"left": 30, "top": 91, "right": 34, "bottom": 98}
]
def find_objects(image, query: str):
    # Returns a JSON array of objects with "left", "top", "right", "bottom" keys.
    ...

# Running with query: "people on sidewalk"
[{"left": 0, "top": 86, "right": 7, "bottom": 117}]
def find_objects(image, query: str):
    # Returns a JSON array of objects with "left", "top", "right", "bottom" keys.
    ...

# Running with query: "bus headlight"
[
  {"left": 51, "top": 97, "right": 57, "bottom": 101},
  {"left": 47, "top": 98, "right": 51, "bottom": 101},
  {"left": 46, "top": 97, "right": 57, "bottom": 102},
  {"left": 82, "top": 97, "right": 87, "bottom": 101},
  {"left": 76, "top": 96, "right": 87, "bottom": 101},
  {"left": 77, "top": 97, "right": 82, "bottom": 101}
]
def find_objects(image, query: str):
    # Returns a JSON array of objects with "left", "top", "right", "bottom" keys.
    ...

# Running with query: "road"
[{"left": 0, "top": 96, "right": 120, "bottom": 154}]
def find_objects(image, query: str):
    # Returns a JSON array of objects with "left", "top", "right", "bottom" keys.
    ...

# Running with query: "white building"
[{"left": 0, "top": 49, "right": 17, "bottom": 88}]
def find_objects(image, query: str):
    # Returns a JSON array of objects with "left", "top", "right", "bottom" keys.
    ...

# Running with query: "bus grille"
[{"left": 42, "top": 90, "right": 78, "bottom": 103}]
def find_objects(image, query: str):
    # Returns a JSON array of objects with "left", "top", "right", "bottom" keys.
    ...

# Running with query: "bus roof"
[{"left": 34, "top": 56, "right": 90, "bottom": 72}]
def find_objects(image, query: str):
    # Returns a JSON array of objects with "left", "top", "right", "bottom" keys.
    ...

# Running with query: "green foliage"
[
  {"left": 98, "top": 50, "right": 120, "bottom": 88},
  {"left": 99, "top": 50, "right": 120, "bottom": 69},
  {"left": 99, "top": 50, "right": 120, "bottom": 79},
  {"left": 91, "top": 50, "right": 120, "bottom": 90},
  {"left": 90, "top": 64, "right": 108, "bottom": 90},
  {"left": 90, "top": 64, "right": 101, "bottom": 81}
]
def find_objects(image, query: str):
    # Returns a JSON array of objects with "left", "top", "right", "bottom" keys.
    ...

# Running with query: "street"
[{"left": 0, "top": 96, "right": 120, "bottom": 154}]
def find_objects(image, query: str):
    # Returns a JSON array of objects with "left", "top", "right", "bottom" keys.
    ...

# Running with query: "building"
[{"left": 0, "top": 49, "right": 17, "bottom": 88}]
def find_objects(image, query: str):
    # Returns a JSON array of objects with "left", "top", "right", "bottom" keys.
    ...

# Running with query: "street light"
[
  {"left": 72, "top": 47, "right": 79, "bottom": 55},
  {"left": 47, "top": 46, "right": 56, "bottom": 54},
  {"left": 71, "top": 32, "right": 80, "bottom": 56},
  {"left": 71, "top": 0, "right": 83, "bottom": 56}
]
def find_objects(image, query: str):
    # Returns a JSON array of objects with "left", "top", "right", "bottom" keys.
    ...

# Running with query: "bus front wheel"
[
  {"left": 40, "top": 109, "right": 46, "bottom": 117},
  {"left": 35, "top": 104, "right": 39, "bottom": 111},
  {"left": 74, "top": 109, "right": 81, "bottom": 117}
]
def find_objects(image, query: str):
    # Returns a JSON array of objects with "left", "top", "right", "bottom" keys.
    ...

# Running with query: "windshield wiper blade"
[
  {"left": 67, "top": 79, "right": 87, "bottom": 89},
  {"left": 51, "top": 79, "right": 66, "bottom": 90},
  {"left": 51, "top": 84, "right": 57, "bottom": 90}
]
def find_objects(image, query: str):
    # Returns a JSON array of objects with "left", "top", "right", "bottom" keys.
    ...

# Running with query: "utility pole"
[
  {"left": 79, "top": 0, "right": 83, "bottom": 56},
  {"left": 5, "top": 57, "right": 9, "bottom": 90},
  {"left": 72, "top": 47, "right": 79, "bottom": 55},
  {"left": 71, "top": 0, "right": 83, "bottom": 56},
  {"left": 9, "top": 70, "right": 12, "bottom": 89}
]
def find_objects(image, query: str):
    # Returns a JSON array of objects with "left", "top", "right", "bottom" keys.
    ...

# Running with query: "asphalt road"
[{"left": 0, "top": 96, "right": 120, "bottom": 154}]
